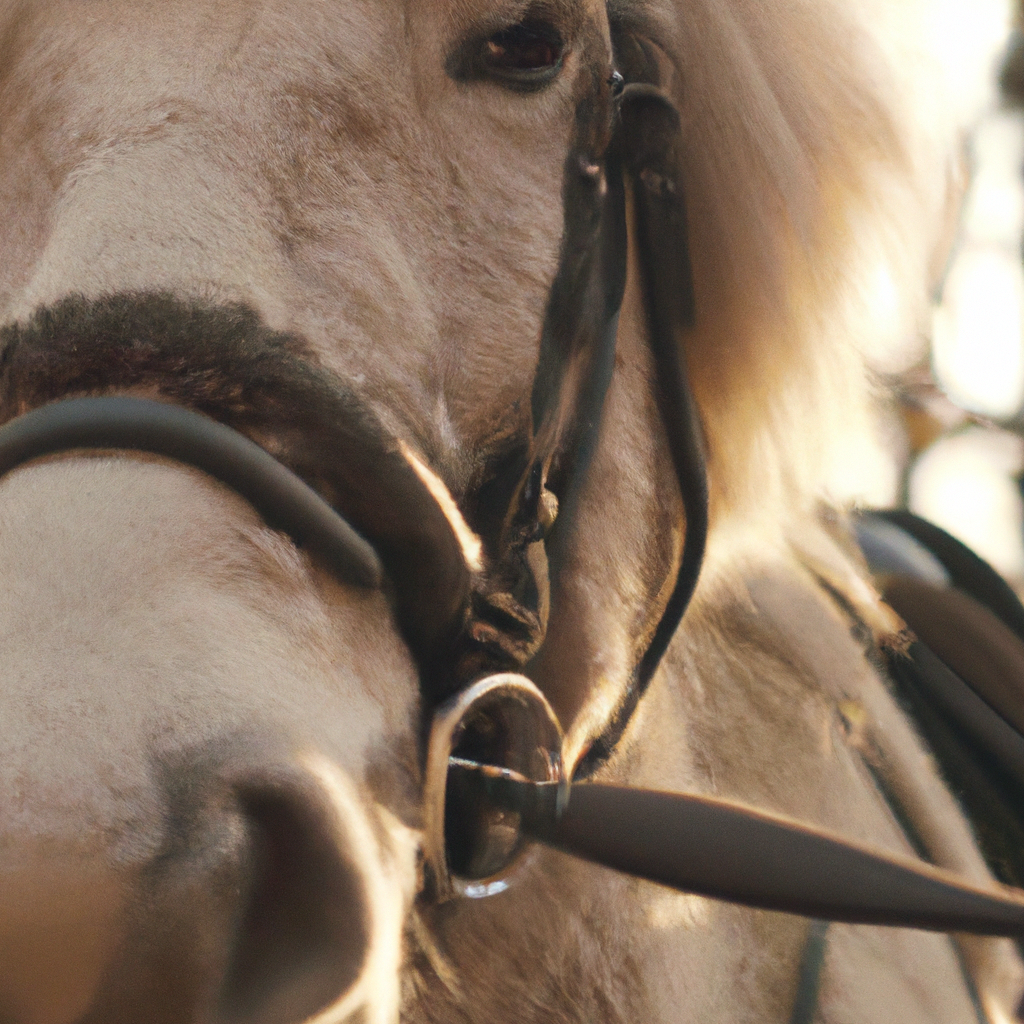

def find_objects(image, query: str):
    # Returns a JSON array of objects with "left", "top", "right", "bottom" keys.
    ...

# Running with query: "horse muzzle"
[{"left": 0, "top": 748, "right": 384, "bottom": 1024}]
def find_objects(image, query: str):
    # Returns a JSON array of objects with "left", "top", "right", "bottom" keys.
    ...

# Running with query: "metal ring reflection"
[{"left": 424, "top": 674, "right": 563, "bottom": 902}]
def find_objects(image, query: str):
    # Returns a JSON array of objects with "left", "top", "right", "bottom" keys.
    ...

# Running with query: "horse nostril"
[{"left": 216, "top": 782, "right": 371, "bottom": 1024}]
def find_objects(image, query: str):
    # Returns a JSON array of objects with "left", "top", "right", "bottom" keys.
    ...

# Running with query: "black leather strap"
[
  {"left": 788, "top": 920, "right": 829, "bottom": 1024},
  {"left": 576, "top": 84, "right": 709, "bottom": 774},
  {"left": 0, "top": 395, "right": 382, "bottom": 588},
  {"left": 869, "top": 509, "right": 1024, "bottom": 644}
]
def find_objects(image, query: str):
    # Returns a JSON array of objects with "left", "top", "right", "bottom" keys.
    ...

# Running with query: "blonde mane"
[{"left": 632, "top": 0, "right": 1011, "bottom": 533}]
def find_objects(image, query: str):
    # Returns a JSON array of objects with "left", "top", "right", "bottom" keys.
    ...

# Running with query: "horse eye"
[{"left": 481, "top": 21, "right": 565, "bottom": 88}]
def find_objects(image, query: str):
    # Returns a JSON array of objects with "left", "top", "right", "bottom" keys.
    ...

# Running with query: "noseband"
[
  {"left": 0, "top": 394, "right": 381, "bottom": 588},
  {"left": 3, "top": 82, "right": 1024, "bottom": 943}
]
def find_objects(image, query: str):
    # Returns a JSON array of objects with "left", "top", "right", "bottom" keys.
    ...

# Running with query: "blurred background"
[{"left": 867, "top": 14, "right": 1024, "bottom": 594}]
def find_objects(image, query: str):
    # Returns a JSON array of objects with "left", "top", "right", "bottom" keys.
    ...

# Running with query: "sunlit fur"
[{"left": 625, "top": 0, "right": 1009, "bottom": 529}]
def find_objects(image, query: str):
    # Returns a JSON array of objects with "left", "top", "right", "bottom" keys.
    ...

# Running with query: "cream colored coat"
[{"left": 0, "top": 0, "right": 1018, "bottom": 1021}]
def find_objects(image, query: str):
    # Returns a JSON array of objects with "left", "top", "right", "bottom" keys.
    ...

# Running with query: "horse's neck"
[{"left": 615, "top": 533, "right": 1024, "bottom": 1020}]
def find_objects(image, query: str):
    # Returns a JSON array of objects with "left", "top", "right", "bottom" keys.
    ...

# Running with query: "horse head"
[{"left": 0, "top": 0, "right": 1016, "bottom": 1021}]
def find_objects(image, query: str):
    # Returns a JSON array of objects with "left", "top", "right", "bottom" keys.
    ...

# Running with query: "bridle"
[{"left": 2, "top": 82, "right": 1024, "bottom": 943}]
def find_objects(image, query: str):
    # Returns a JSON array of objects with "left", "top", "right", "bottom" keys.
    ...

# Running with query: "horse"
[{"left": 0, "top": 0, "right": 1021, "bottom": 1021}]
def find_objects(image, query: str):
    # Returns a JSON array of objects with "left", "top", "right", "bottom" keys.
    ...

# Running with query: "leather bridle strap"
[
  {"left": 453, "top": 762, "right": 1024, "bottom": 935},
  {"left": 503, "top": 84, "right": 1024, "bottom": 935},
  {"left": 0, "top": 395, "right": 382, "bottom": 589},
  {"left": 577, "top": 84, "right": 709, "bottom": 773}
]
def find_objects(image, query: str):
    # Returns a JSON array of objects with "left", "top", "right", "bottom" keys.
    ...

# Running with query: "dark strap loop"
[
  {"left": 577, "top": 83, "right": 709, "bottom": 774},
  {"left": 0, "top": 395, "right": 382, "bottom": 589},
  {"left": 870, "top": 509, "right": 1024, "bottom": 645}
]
